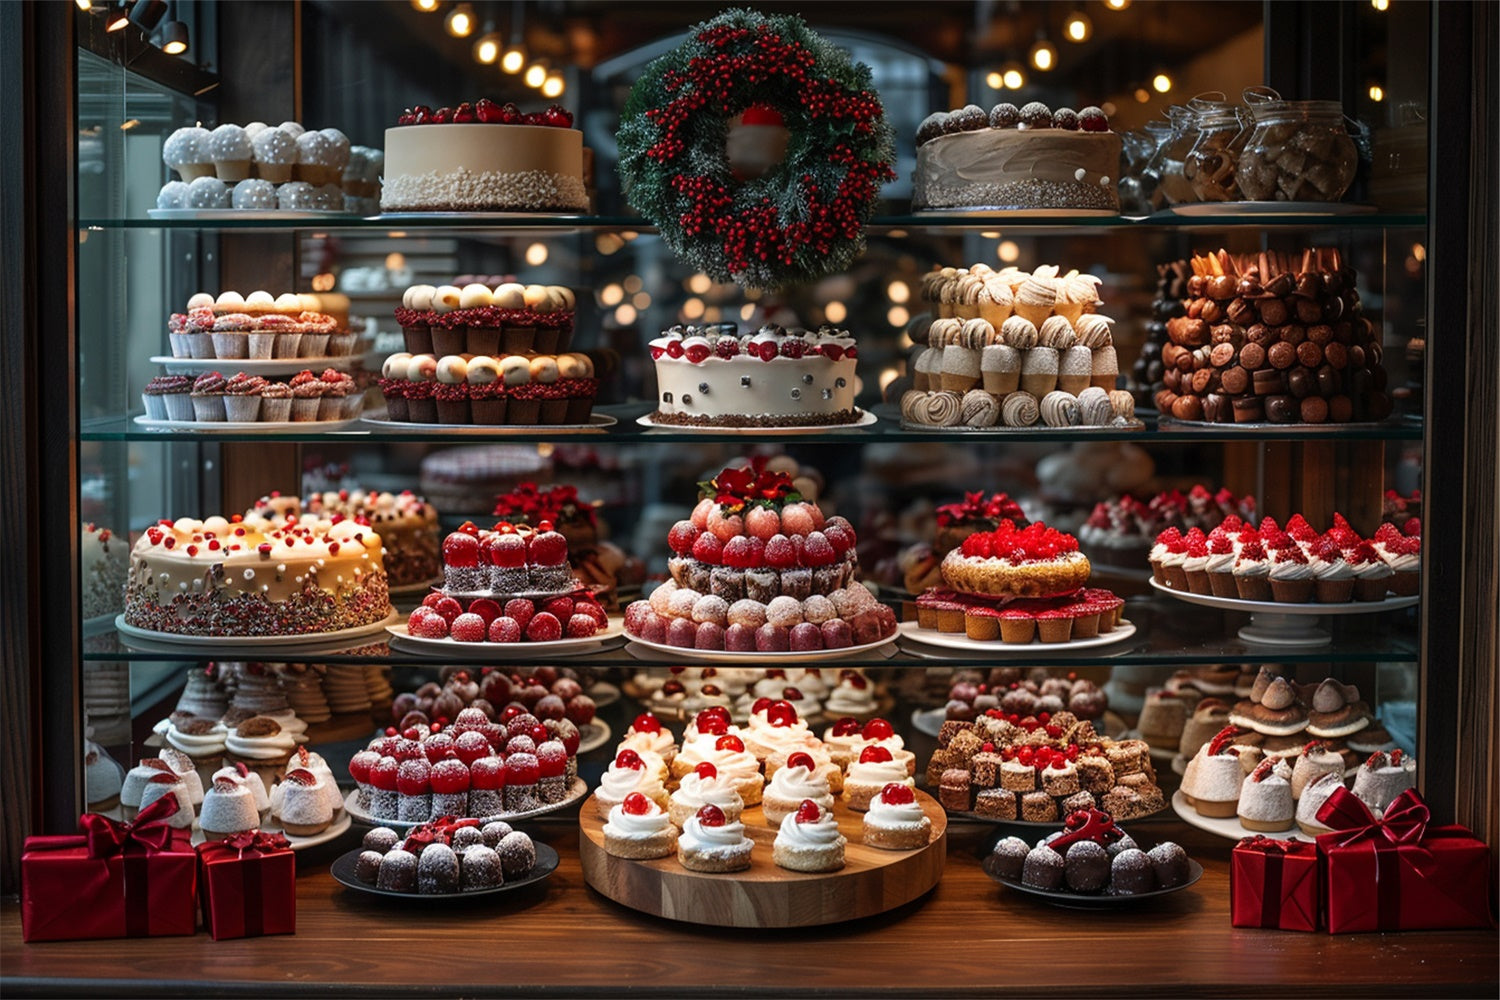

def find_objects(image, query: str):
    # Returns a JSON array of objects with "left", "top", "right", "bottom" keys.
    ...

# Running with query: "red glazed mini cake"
[{"left": 382, "top": 102, "right": 587, "bottom": 212}]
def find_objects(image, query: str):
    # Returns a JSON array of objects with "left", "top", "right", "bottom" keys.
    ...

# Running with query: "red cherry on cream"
[
  {"left": 621, "top": 792, "right": 652, "bottom": 816},
  {"left": 859, "top": 745, "right": 894, "bottom": 764},
  {"left": 766, "top": 700, "right": 798, "bottom": 727},
  {"left": 614, "top": 749, "right": 644, "bottom": 770},
  {"left": 879, "top": 782, "right": 915, "bottom": 805},
  {"left": 694, "top": 762, "right": 718, "bottom": 781},
  {"left": 695, "top": 804, "right": 726, "bottom": 827},
  {"left": 631, "top": 713, "right": 662, "bottom": 734},
  {"left": 715, "top": 735, "right": 745, "bottom": 753},
  {"left": 786, "top": 752, "right": 816, "bottom": 771},
  {"left": 861, "top": 718, "right": 894, "bottom": 741},
  {"left": 830, "top": 716, "right": 862, "bottom": 737},
  {"left": 794, "top": 799, "right": 823, "bottom": 825}
]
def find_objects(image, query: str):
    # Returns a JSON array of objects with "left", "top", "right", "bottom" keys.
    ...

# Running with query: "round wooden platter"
[{"left": 578, "top": 790, "right": 947, "bottom": 928}]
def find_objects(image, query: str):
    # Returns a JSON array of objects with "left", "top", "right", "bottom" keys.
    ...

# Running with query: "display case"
[{"left": 3, "top": 1, "right": 1496, "bottom": 994}]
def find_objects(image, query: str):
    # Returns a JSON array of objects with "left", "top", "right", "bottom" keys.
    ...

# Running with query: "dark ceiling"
[{"left": 317, "top": 1, "right": 1264, "bottom": 99}]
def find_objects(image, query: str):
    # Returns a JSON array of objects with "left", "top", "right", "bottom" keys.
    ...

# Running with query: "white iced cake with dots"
[
  {"left": 124, "top": 514, "right": 392, "bottom": 637},
  {"left": 381, "top": 123, "right": 586, "bottom": 213}
]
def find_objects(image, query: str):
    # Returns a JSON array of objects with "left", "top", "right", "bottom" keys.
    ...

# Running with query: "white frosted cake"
[
  {"left": 913, "top": 102, "right": 1121, "bottom": 213},
  {"left": 649, "top": 323, "right": 860, "bottom": 427},
  {"left": 381, "top": 119, "right": 587, "bottom": 212}
]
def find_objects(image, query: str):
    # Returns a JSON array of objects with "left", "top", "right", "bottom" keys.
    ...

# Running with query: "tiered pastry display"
[
  {"left": 1151, "top": 513, "right": 1420, "bottom": 603},
  {"left": 926, "top": 712, "right": 1166, "bottom": 822},
  {"left": 381, "top": 101, "right": 588, "bottom": 212},
  {"left": 898, "top": 491, "right": 1027, "bottom": 594},
  {"left": 647, "top": 322, "right": 862, "bottom": 427},
  {"left": 985, "top": 809, "right": 1195, "bottom": 899},
  {"left": 346, "top": 820, "right": 545, "bottom": 895},
  {"left": 163, "top": 292, "right": 354, "bottom": 361},
  {"left": 913, "top": 102, "right": 1122, "bottom": 212},
  {"left": 158, "top": 122, "right": 361, "bottom": 213},
  {"left": 379, "top": 281, "right": 597, "bottom": 425},
  {"left": 346, "top": 704, "right": 584, "bottom": 825},
  {"left": 623, "top": 464, "right": 897, "bottom": 653},
  {"left": 492, "top": 482, "right": 642, "bottom": 602},
  {"left": 387, "top": 667, "right": 592, "bottom": 754},
  {"left": 1157, "top": 249, "right": 1392, "bottom": 424},
  {"left": 1078, "top": 485, "right": 1257, "bottom": 569},
  {"left": 903, "top": 265, "right": 1137, "bottom": 428},
  {"left": 395, "top": 520, "right": 612, "bottom": 647},
  {"left": 579, "top": 703, "right": 945, "bottom": 927},
  {"left": 81, "top": 522, "right": 126, "bottom": 620},
  {"left": 908, "top": 519, "right": 1128, "bottom": 646},
  {"left": 122, "top": 513, "right": 393, "bottom": 638},
  {"left": 249, "top": 489, "right": 440, "bottom": 590},
  {"left": 939, "top": 669, "right": 1110, "bottom": 727}
]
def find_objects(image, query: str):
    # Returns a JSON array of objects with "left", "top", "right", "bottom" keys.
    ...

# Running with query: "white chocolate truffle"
[
  {"left": 251, "top": 127, "right": 297, "bottom": 166},
  {"left": 492, "top": 283, "right": 526, "bottom": 308},
  {"left": 436, "top": 355, "right": 469, "bottom": 383},
  {"left": 295, "top": 131, "right": 334, "bottom": 166},
  {"left": 185, "top": 175, "right": 230, "bottom": 209},
  {"left": 405, "top": 354, "right": 438, "bottom": 381},
  {"left": 499, "top": 355, "right": 532, "bottom": 386},
  {"left": 407, "top": 284, "right": 437, "bottom": 311},
  {"left": 528, "top": 356, "right": 559, "bottom": 383},
  {"left": 156, "top": 180, "right": 189, "bottom": 209},
  {"left": 230, "top": 178, "right": 277, "bottom": 210},
  {"left": 432, "top": 285, "right": 462, "bottom": 313},
  {"left": 273, "top": 293, "right": 303, "bottom": 314},
  {"left": 163, "top": 126, "right": 211, "bottom": 168},
  {"left": 214, "top": 291, "right": 246, "bottom": 312},
  {"left": 276, "top": 181, "right": 316, "bottom": 210},
  {"left": 187, "top": 292, "right": 215, "bottom": 310},
  {"left": 317, "top": 128, "right": 351, "bottom": 168},
  {"left": 466, "top": 356, "right": 500, "bottom": 384},
  {"left": 522, "top": 284, "right": 549, "bottom": 309},
  {"left": 243, "top": 291, "right": 276, "bottom": 314},
  {"left": 207, "top": 123, "right": 251, "bottom": 163},
  {"left": 382, "top": 353, "right": 413, "bottom": 379},
  {"left": 459, "top": 283, "right": 493, "bottom": 309}
]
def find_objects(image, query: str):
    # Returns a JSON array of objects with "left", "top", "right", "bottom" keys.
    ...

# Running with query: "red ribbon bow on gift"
[
  {"left": 1317, "top": 787, "right": 1429, "bottom": 848},
  {"left": 219, "top": 830, "right": 290, "bottom": 855},
  {"left": 1239, "top": 834, "right": 1312, "bottom": 854},
  {"left": 79, "top": 794, "right": 180, "bottom": 859}
]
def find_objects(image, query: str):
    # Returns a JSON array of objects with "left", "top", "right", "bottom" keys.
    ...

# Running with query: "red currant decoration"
[{"left": 617, "top": 9, "right": 895, "bottom": 290}]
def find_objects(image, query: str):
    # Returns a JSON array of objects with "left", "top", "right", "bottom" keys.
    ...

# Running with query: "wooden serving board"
[{"left": 578, "top": 790, "right": 947, "bottom": 928}]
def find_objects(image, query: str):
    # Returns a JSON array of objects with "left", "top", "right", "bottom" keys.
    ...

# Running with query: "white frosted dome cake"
[
  {"left": 124, "top": 514, "right": 392, "bottom": 637},
  {"left": 381, "top": 102, "right": 586, "bottom": 213},
  {"left": 649, "top": 323, "right": 860, "bottom": 427},
  {"left": 913, "top": 102, "right": 1121, "bottom": 213}
]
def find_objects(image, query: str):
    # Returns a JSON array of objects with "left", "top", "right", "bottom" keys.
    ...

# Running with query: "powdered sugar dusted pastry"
[
  {"left": 1237, "top": 757, "right": 1294, "bottom": 832},
  {"left": 1350, "top": 749, "right": 1415, "bottom": 815}
]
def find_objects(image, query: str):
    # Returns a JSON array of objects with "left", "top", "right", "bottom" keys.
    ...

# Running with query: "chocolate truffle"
[
  {"left": 1064, "top": 841, "right": 1112, "bottom": 893},
  {"left": 1147, "top": 841, "right": 1191, "bottom": 888},
  {"left": 1110, "top": 848, "right": 1156, "bottom": 894},
  {"left": 355, "top": 849, "right": 384, "bottom": 885},
  {"left": 417, "top": 842, "right": 460, "bottom": 894},
  {"left": 459, "top": 844, "right": 504, "bottom": 890},
  {"left": 481, "top": 820, "right": 513, "bottom": 848},
  {"left": 362, "top": 827, "right": 399, "bottom": 853},
  {"left": 376, "top": 848, "right": 418, "bottom": 892},
  {"left": 1021, "top": 844, "right": 1065, "bottom": 889},
  {"left": 986, "top": 836, "right": 1031, "bottom": 880},
  {"left": 497, "top": 831, "right": 536, "bottom": 877},
  {"left": 450, "top": 825, "right": 484, "bottom": 852}
]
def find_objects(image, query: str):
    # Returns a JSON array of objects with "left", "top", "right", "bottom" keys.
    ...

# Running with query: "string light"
[
  {"left": 541, "top": 72, "right": 564, "bottom": 99},
  {"left": 473, "top": 29, "right": 502, "bottom": 65},
  {"left": 986, "top": 70, "right": 1004, "bottom": 90},
  {"left": 886, "top": 306, "right": 909, "bottom": 327},
  {"left": 687, "top": 274, "right": 712, "bottom": 294},
  {"left": 410, "top": 0, "right": 438, "bottom": 11},
  {"left": 524, "top": 62, "right": 547, "bottom": 88},
  {"left": 997, "top": 240, "right": 1020, "bottom": 263},
  {"left": 1371, "top": 0, "right": 1389, "bottom": 10},
  {"left": 1368, "top": 84, "right": 1385, "bottom": 102},
  {"left": 825, "top": 301, "right": 847, "bottom": 324},
  {"left": 500, "top": 46, "right": 525, "bottom": 73},
  {"left": 444, "top": 2, "right": 474, "bottom": 37},
  {"left": 524, "top": 242, "right": 548, "bottom": 266},
  {"left": 1104, "top": 0, "right": 1130, "bottom": 9},
  {"left": 1152, "top": 72, "right": 1173, "bottom": 94},
  {"left": 1064, "top": 10, "right": 1093, "bottom": 42},
  {"left": 1029, "top": 36, "right": 1057, "bottom": 72},
  {"left": 886, "top": 280, "right": 910, "bottom": 303},
  {"left": 1002, "top": 63, "right": 1026, "bottom": 90}
]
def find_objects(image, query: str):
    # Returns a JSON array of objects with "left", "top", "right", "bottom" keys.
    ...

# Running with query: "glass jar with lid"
[
  {"left": 1144, "top": 105, "right": 1201, "bottom": 207},
  {"left": 1184, "top": 92, "right": 1249, "bottom": 202},
  {"left": 1235, "top": 98, "right": 1358, "bottom": 202}
]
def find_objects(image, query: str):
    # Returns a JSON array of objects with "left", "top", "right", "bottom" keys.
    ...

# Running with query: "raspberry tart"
[{"left": 939, "top": 520, "right": 1091, "bottom": 598}]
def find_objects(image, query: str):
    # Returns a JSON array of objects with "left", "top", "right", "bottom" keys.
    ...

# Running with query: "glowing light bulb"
[
  {"left": 1152, "top": 72, "right": 1173, "bottom": 94},
  {"left": 444, "top": 3, "right": 474, "bottom": 38},
  {"left": 501, "top": 47, "right": 525, "bottom": 73},
  {"left": 1064, "top": 12, "right": 1092, "bottom": 42},
  {"left": 541, "top": 73, "right": 564, "bottom": 99},
  {"left": 1030, "top": 39, "right": 1057, "bottom": 72}
]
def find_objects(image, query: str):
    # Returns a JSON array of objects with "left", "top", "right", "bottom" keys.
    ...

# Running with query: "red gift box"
[
  {"left": 1316, "top": 786, "right": 1494, "bottom": 934},
  {"left": 1230, "top": 835, "right": 1322, "bottom": 932},
  {"left": 197, "top": 830, "right": 296, "bottom": 940},
  {"left": 21, "top": 796, "right": 198, "bottom": 942}
]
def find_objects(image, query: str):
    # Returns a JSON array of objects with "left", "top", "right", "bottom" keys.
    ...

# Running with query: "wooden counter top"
[{"left": 3, "top": 810, "right": 1496, "bottom": 998}]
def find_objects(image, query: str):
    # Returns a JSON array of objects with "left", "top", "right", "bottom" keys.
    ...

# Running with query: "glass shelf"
[
  {"left": 77, "top": 210, "right": 1429, "bottom": 234},
  {"left": 84, "top": 596, "right": 1419, "bottom": 666},
  {"left": 80, "top": 405, "right": 1425, "bottom": 444}
]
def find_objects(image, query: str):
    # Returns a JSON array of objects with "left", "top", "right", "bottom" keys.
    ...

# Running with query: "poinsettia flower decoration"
[
  {"left": 935, "top": 491, "right": 1026, "bottom": 528},
  {"left": 699, "top": 464, "right": 800, "bottom": 513},
  {"left": 492, "top": 481, "right": 596, "bottom": 528}
]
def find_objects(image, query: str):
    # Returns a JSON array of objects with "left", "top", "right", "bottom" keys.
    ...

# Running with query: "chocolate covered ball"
[
  {"left": 1111, "top": 848, "right": 1156, "bottom": 894},
  {"left": 1019, "top": 101, "right": 1053, "bottom": 129},
  {"left": 1021, "top": 845, "right": 1065, "bottom": 889},
  {"left": 355, "top": 850, "right": 384, "bottom": 885},
  {"left": 1147, "top": 841, "right": 1191, "bottom": 888},
  {"left": 417, "top": 842, "right": 459, "bottom": 894},
  {"left": 459, "top": 844, "right": 504, "bottom": 890},
  {"left": 1064, "top": 841, "right": 1111, "bottom": 893},
  {"left": 363, "top": 827, "right": 399, "bottom": 853},
  {"left": 376, "top": 848, "right": 418, "bottom": 892},
  {"left": 986, "top": 836, "right": 1030, "bottom": 880},
  {"left": 989, "top": 103, "right": 1020, "bottom": 129}
]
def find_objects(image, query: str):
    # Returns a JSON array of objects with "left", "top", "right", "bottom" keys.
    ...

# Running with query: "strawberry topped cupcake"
[{"left": 1232, "top": 537, "right": 1272, "bottom": 601}]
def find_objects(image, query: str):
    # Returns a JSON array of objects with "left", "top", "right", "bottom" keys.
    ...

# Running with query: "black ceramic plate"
[
  {"left": 329, "top": 841, "right": 559, "bottom": 900},
  {"left": 981, "top": 854, "right": 1203, "bottom": 908}
]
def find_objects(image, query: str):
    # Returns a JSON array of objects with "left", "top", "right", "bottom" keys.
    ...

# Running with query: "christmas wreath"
[{"left": 617, "top": 8, "right": 895, "bottom": 290}]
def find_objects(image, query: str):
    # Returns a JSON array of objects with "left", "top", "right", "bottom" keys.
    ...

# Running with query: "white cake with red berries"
[
  {"left": 381, "top": 101, "right": 587, "bottom": 213},
  {"left": 913, "top": 102, "right": 1121, "bottom": 213},
  {"left": 249, "top": 488, "right": 440, "bottom": 589},
  {"left": 623, "top": 463, "right": 897, "bottom": 652},
  {"left": 650, "top": 322, "right": 860, "bottom": 427},
  {"left": 401, "top": 519, "right": 610, "bottom": 645},
  {"left": 123, "top": 514, "right": 392, "bottom": 637}
]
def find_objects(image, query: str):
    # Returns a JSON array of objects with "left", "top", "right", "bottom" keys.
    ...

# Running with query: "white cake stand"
[{"left": 1149, "top": 578, "right": 1418, "bottom": 647}]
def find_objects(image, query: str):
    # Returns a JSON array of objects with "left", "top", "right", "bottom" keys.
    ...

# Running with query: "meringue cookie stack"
[
  {"left": 901, "top": 264, "right": 1137, "bottom": 429},
  {"left": 159, "top": 121, "right": 363, "bottom": 215}
]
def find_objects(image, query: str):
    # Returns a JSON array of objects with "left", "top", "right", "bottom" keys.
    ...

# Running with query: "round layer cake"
[
  {"left": 124, "top": 515, "right": 391, "bottom": 636},
  {"left": 913, "top": 103, "right": 1120, "bottom": 213},
  {"left": 650, "top": 323, "right": 859, "bottom": 427},
  {"left": 940, "top": 520, "right": 1091, "bottom": 598},
  {"left": 249, "top": 489, "right": 440, "bottom": 589},
  {"left": 382, "top": 123, "right": 587, "bottom": 212}
]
